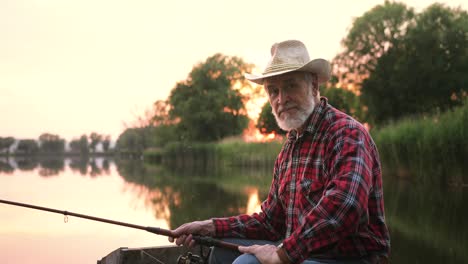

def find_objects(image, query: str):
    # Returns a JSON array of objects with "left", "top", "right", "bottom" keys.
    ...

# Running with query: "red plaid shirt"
[{"left": 213, "top": 98, "right": 390, "bottom": 263}]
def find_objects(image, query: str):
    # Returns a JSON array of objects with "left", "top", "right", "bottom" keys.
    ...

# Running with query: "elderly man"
[{"left": 169, "top": 40, "right": 390, "bottom": 264}]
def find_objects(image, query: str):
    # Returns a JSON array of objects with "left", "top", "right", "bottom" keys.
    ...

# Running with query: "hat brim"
[{"left": 245, "top": 58, "right": 331, "bottom": 85}]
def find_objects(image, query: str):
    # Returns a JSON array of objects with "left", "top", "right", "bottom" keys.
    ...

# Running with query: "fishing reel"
[
  {"left": 177, "top": 252, "right": 204, "bottom": 264},
  {"left": 177, "top": 246, "right": 211, "bottom": 264}
]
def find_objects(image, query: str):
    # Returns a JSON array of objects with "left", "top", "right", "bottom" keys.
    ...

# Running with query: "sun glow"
[
  {"left": 242, "top": 120, "right": 282, "bottom": 142},
  {"left": 245, "top": 187, "right": 262, "bottom": 215}
]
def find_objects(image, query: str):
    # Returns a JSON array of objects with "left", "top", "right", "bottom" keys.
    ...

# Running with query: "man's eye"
[{"left": 269, "top": 88, "right": 278, "bottom": 96}]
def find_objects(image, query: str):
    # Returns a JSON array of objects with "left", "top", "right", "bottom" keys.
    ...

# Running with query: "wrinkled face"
[{"left": 264, "top": 72, "right": 316, "bottom": 131}]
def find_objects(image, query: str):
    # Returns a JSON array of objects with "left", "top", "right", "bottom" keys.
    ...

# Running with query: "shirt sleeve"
[
  {"left": 212, "top": 157, "right": 286, "bottom": 241},
  {"left": 281, "top": 125, "right": 374, "bottom": 263}
]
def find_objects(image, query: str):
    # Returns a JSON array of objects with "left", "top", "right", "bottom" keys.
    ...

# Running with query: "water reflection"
[
  {"left": 15, "top": 157, "right": 38, "bottom": 171},
  {"left": 0, "top": 156, "right": 112, "bottom": 177},
  {"left": 0, "top": 158, "right": 171, "bottom": 264},
  {"left": 383, "top": 160, "right": 468, "bottom": 263},
  {"left": 0, "top": 157, "right": 265, "bottom": 264},
  {"left": 115, "top": 159, "right": 265, "bottom": 228},
  {"left": 38, "top": 158, "right": 65, "bottom": 177},
  {"left": 0, "top": 158, "right": 14, "bottom": 174},
  {"left": 1, "top": 156, "right": 466, "bottom": 264}
]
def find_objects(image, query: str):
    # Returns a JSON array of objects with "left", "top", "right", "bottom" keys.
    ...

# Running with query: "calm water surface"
[{"left": 0, "top": 157, "right": 466, "bottom": 263}]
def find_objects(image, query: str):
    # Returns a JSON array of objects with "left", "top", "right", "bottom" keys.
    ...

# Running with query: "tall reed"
[{"left": 372, "top": 101, "right": 467, "bottom": 183}]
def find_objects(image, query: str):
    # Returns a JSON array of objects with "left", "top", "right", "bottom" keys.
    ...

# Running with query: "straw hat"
[{"left": 245, "top": 40, "right": 331, "bottom": 85}]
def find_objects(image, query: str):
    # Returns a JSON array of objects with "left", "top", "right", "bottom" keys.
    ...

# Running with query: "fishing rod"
[{"left": 0, "top": 198, "right": 240, "bottom": 252}]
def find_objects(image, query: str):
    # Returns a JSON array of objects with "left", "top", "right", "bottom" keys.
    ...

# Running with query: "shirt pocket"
[{"left": 299, "top": 178, "right": 324, "bottom": 209}]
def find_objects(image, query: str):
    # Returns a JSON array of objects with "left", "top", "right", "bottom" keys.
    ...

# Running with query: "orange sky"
[{"left": 1, "top": 0, "right": 467, "bottom": 142}]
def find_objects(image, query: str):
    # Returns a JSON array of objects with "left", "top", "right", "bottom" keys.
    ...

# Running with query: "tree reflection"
[
  {"left": 0, "top": 159, "right": 14, "bottom": 174},
  {"left": 38, "top": 158, "right": 65, "bottom": 177},
  {"left": 69, "top": 157, "right": 89, "bottom": 175},
  {"left": 383, "top": 165, "right": 468, "bottom": 263},
  {"left": 115, "top": 159, "right": 264, "bottom": 229},
  {"left": 15, "top": 157, "right": 39, "bottom": 171},
  {"left": 102, "top": 159, "right": 110, "bottom": 174},
  {"left": 89, "top": 159, "right": 102, "bottom": 177},
  {"left": 3, "top": 157, "right": 114, "bottom": 177},
  {"left": 115, "top": 158, "right": 468, "bottom": 263}
]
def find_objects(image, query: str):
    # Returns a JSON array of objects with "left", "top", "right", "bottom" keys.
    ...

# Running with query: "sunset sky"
[{"left": 1, "top": 0, "right": 467, "bottom": 142}]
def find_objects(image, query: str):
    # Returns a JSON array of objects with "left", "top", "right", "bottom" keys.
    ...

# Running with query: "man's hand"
[
  {"left": 238, "top": 244, "right": 283, "bottom": 264},
  {"left": 168, "top": 220, "right": 215, "bottom": 248}
]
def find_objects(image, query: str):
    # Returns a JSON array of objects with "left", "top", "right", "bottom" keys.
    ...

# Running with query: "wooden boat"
[{"left": 98, "top": 245, "right": 210, "bottom": 264}]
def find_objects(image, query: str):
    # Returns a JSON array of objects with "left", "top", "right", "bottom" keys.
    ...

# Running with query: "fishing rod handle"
[{"left": 192, "top": 235, "right": 240, "bottom": 252}]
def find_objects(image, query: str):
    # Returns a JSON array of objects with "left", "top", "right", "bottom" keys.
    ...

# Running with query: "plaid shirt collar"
[{"left": 287, "top": 97, "right": 328, "bottom": 141}]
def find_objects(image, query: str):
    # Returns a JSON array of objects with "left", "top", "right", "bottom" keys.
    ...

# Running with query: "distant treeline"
[{"left": 0, "top": 132, "right": 112, "bottom": 156}]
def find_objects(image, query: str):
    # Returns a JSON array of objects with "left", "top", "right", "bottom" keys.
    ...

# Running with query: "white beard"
[{"left": 273, "top": 98, "right": 316, "bottom": 132}]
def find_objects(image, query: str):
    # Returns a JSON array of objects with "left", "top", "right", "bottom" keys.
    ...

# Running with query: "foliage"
[
  {"left": 69, "top": 135, "right": 89, "bottom": 155},
  {"left": 362, "top": 3, "right": 468, "bottom": 123},
  {"left": 168, "top": 53, "right": 251, "bottom": 142},
  {"left": 256, "top": 102, "right": 286, "bottom": 135},
  {"left": 89, "top": 132, "right": 102, "bottom": 153},
  {"left": 0, "top": 137, "right": 15, "bottom": 154},
  {"left": 38, "top": 133, "right": 65, "bottom": 154},
  {"left": 372, "top": 99, "right": 468, "bottom": 184},
  {"left": 151, "top": 136, "right": 283, "bottom": 170},
  {"left": 116, "top": 127, "right": 155, "bottom": 154},
  {"left": 216, "top": 138, "right": 283, "bottom": 167},
  {"left": 150, "top": 100, "right": 172, "bottom": 126},
  {"left": 151, "top": 124, "right": 180, "bottom": 147},
  {"left": 101, "top": 135, "right": 111, "bottom": 152},
  {"left": 16, "top": 139, "right": 39, "bottom": 155},
  {"left": 321, "top": 86, "right": 366, "bottom": 121},
  {"left": 333, "top": 1, "right": 415, "bottom": 86}
]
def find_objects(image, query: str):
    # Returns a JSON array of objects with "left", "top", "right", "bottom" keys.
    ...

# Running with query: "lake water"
[{"left": 0, "top": 157, "right": 466, "bottom": 263}]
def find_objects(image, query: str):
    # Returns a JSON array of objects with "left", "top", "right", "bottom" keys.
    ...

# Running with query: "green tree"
[
  {"left": 16, "top": 139, "right": 39, "bottom": 155},
  {"left": 333, "top": 1, "right": 414, "bottom": 87},
  {"left": 79, "top": 135, "right": 89, "bottom": 155},
  {"left": 116, "top": 127, "right": 154, "bottom": 154},
  {"left": 101, "top": 135, "right": 111, "bottom": 152},
  {"left": 89, "top": 132, "right": 102, "bottom": 153},
  {"left": 69, "top": 140, "right": 80, "bottom": 153},
  {"left": 361, "top": 3, "right": 468, "bottom": 123},
  {"left": 321, "top": 86, "right": 365, "bottom": 121},
  {"left": 168, "top": 53, "right": 251, "bottom": 142},
  {"left": 39, "top": 133, "right": 65, "bottom": 154},
  {"left": 256, "top": 102, "right": 285, "bottom": 135},
  {"left": 151, "top": 100, "right": 172, "bottom": 126},
  {"left": 69, "top": 135, "right": 89, "bottom": 155},
  {"left": 0, "top": 137, "right": 15, "bottom": 155}
]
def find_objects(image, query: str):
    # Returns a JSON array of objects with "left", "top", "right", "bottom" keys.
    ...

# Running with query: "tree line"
[
  {"left": 3, "top": 3, "right": 463, "bottom": 157},
  {"left": 0, "top": 132, "right": 112, "bottom": 156},
  {"left": 117, "top": 2, "right": 467, "bottom": 153}
]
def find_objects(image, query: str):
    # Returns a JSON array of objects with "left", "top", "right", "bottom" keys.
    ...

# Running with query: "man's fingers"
[
  {"left": 175, "top": 234, "right": 187, "bottom": 246},
  {"left": 238, "top": 245, "right": 256, "bottom": 254},
  {"left": 188, "top": 238, "right": 197, "bottom": 248},
  {"left": 238, "top": 246, "right": 249, "bottom": 253},
  {"left": 171, "top": 224, "right": 188, "bottom": 238}
]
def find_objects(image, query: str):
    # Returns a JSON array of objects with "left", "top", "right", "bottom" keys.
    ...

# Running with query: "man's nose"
[{"left": 278, "top": 88, "right": 288, "bottom": 104}]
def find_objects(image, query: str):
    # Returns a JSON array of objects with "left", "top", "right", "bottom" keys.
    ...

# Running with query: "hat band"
[{"left": 263, "top": 63, "right": 303, "bottom": 74}]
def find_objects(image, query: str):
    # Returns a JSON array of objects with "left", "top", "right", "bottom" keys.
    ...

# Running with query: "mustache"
[{"left": 276, "top": 103, "right": 299, "bottom": 115}]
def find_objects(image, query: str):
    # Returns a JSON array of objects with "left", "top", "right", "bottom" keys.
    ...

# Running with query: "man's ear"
[{"left": 312, "top": 75, "right": 319, "bottom": 96}]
